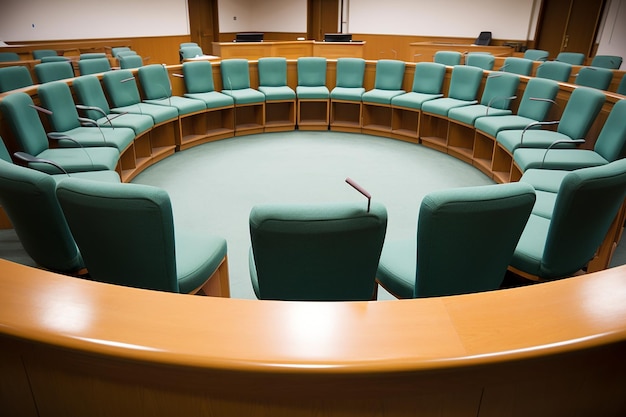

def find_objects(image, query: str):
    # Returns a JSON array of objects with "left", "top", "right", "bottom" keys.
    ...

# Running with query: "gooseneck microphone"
[{"left": 345, "top": 177, "right": 371, "bottom": 212}]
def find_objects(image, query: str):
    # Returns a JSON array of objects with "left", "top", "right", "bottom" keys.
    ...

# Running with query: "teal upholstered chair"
[
  {"left": 119, "top": 54, "right": 144, "bottom": 69},
  {"left": 391, "top": 62, "right": 445, "bottom": 109},
  {"left": 0, "top": 66, "right": 33, "bottom": 93},
  {"left": 257, "top": 57, "right": 295, "bottom": 100},
  {"left": 421, "top": 65, "right": 484, "bottom": 116},
  {"left": 38, "top": 81, "right": 135, "bottom": 152},
  {"left": 249, "top": 201, "right": 387, "bottom": 301},
  {"left": 34, "top": 61, "right": 75, "bottom": 83},
  {"left": 102, "top": 70, "right": 179, "bottom": 125},
  {"left": 180, "top": 42, "right": 198, "bottom": 48},
  {"left": 500, "top": 57, "right": 534, "bottom": 76},
  {"left": 511, "top": 159, "right": 626, "bottom": 280},
  {"left": 219, "top": 59, "right": 265, "bottom": 104},
  {"left": 447, "top": 72, "right": 520, "bottom": 125},
  {"left": 523, "top": 49, "right": 549, "bottom": 62},
  {"left": 30, "top": 49, "right": 59, "bottom": 60},
  {"left": 78, "top": 57, "right": 111, "bottom": 75},
  {"left": 433, "top": 51, "right": 462, "bottom": 66},
  {"left": 110, "top": 47, "right": 133, "bottom": 58},
  {"left": 296, "top": 57, "right": 329, "bottom": 99},
  {"left": 72, "top": 75, "right": 154, "bottom": 136},
  {"left": 0, "top": 52, "right": 20, "bottom": 62},
  {"left": 619, "top": 74, "right": 626, "bottom": 96},
  {"left": 138, "top": 64, "right": 206, "bottom": 115},
  {"left": 496, "top": 87, "right": 606, "bottom": 154},
  {"left": 556, "top": 52, "right": 586, "bottom": 66},
  {"left": 474, "top": 77, "right": 559, "bottom": 138},
  {"left": 574, "top": 66, "right": 613, "bottom": 91},
  {"left": 535, "top": 61, "right": 572, "bottom": 82},
  {"left": 179, "top": 45, "right": 204, "bottom": 61},
  {"left": 361, "top": 59, "right": 406, "bottom": 105},
  {"left": 465, "top": 53, "right": 495, "bottom": 70},
  {"left": 40, "top": 55, "right": 71, "bottom": 63},
  {"left": 513, "top": 99, "right": 626, "bottom": 172},
  {"left": 330, "top": 57, "right": 366, "bottom": 101},
  {"left": 56, "top": 179, "right": 229, "bottom": 295},
  {"left": 376, "top": 182, "right": 536, "bottom": 299},
  {"left": 0, "top": 93, "right": 119, "bottom": 174},
  {"left": 591, "top": 55, "right": 622, "bottom": 69},
  {"left": 181, "top": 61, "right": 234, "bottom": 108}
]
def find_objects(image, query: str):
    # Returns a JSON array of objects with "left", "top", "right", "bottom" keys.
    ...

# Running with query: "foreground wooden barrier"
[{"left": 0, "top": 258, "right": 625, "bottom": 416}]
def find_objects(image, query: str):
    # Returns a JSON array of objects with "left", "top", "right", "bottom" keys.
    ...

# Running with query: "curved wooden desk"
[{"left": 1, "top": 259, "right": 625, "bottom": 415}]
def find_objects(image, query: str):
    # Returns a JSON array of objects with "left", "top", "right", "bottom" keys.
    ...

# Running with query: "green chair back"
[
  {"left": 258, "top": 57, "right": 288, "bottom": 87},
  {"left": 516, "top": 77, "right": 559, "bottom": 121},
  {"left": 335, "top": 58, "right": 365, "bottom": 88},
  {"left": 465, "top": 53, "right": 495, "bottom": 70},
  {"left": 72, "top": 75, "right": 114, "bottom": 120},
  {"left": 34, "top": 61, "right": 74, "bottom": 83},
  {"left": 501, "top": 57, "right": 533, "bottom": 76},
  {"left": 0, "top": 66, "right": 33, "bottom": 93},
  {"left": 0, "top": 92, "right": 50, "bottom": 156},
  {"left": 479, "top": 72, "right": 519, "bottom": 109},
  {"left": 372, "top": 59, "right": 405, "bottom": 90},
  {"left": 78, "top": 57, "right": 111, "bottom": 75},
  {"left": 433, "top": 51, "right": 462, "bottom": 66},
  {"left": 102, "top": 70, "right": 142, "bottom": 107},
  {"left": 593, "top": 99, "right": 626, "bottom": 162},
  {"left": 38, "top": 82, "right": 84, "bottom": 131},
  {"left": 535, "top": 61, "right": 572, "bottom": 82},
  {"left": 182, "top": 60, "right": 216, "bottom": 93},
  {"left": 79, "top": 53, "right": 107, "bottom": 60},
  {"left": 575, "top": 66, "right": 613, "bottom": 91},
  {"left": 249, "top": 201, "right": 387, "bottom": 301},
  {"left": 119, "top": 54, "right": 143, "bottom": 69},
  {"left": 0, "top": 52, "right": 20, "bottom": 62},
  {"left": 618, "top": 74, "right": 626, "bottom": 96},
  {"left": 414, "top": 182, "right": 535, "bottom": 297},
  {"left": 179, "top": 46, "right": 204, "bottom": 60},
  {"left": 138, "top": 64, "right": 172, "bottom": 99},
  {"left": 297, "top": 57, "right": 327, "bottom": 87},
  {"left": 0, "top": 157, "right": 84, "bottom": 273},
  {"left": 591, "top": 55, "right": 622, "bottom": 69},
  {"left": 220, "top": 59, "right": 252, "bottom": 90},
  {"left": 556, "top": 87, "right": 605, "bottom": 140},
  {"left": 411, "top": 62, "right": 446, "bottom": 94},
  {"left": 523, "top": 49, "right": 549, "bottom": 62},
  {"left": 111, "top": 47, "right": 132, "bottom": 58},
  {"left": 448, "top": 65, "right": 484, "bottom": 101},
  {"left": 556, "top": 52, "right": 586, "bottom": 65}
]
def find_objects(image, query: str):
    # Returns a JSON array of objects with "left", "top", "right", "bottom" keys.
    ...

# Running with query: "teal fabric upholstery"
[
  {"left": 119, "top": 54, "right": 143, "bottom": 69},
  {"left": 296, "top": 57, "right": 329, "bottom": 99},
  {"left": 79, "top": 53, "right": 107, "bottom": 60},
  {"left": 0, "top": 92, "right": 119, "bottom": 174},
  {"left": 447, "top": 72, "right": 519, "bottom": 125},
  {"left": 0, "top": 66, "right": 33, "bottom": 92},
  {"left": 179, "top": 46, "right": 204, "bottom": 60},
  {"left": 390, "top": 62, "right": 445, "bottom": 109},
  {"left": 535, "top": 61, "right": 572, "bottom": 82},
  {"left": 38, "top": 82, "right": 135, "bottom": 151},
  {"left": 56, "top": 179, "right": 228, "bottom": 294},
  {"left": 474, "top": 77, "right": 559, "bottom": 138},
  {"left": 138, "top": 64, "right": 206, "bottom": 115},
  {"left": 361, "top": 59, "right": 406, "bottom": 105},
  {"left": 496, "top": 87, "right": 605, "bottom": 153},
  {"left": 575, "top": 66, "right": 613, "bottom": 91},
  {"left": 330, "top": 58, "right": 366, "bottom": 101},
  {"left": 111, "top": 47, "right": 132, "bottom": 58},
  {"left": 513, "top": 159, "right": 626, "bottom": 280},
  {"left": 40, "top": 56, "right": 71, "bottom": 63},
  {"left": 513, "top": 99, "right": 626, "bottom": 171},
  {"left": 78, "top": 57, "right": 111, "bottom": 75},
  {"left": 249, "top": 201, "right": 387, "bottom": 301},
  {"left": 500, "top": 57, "right": 533, "bottom": 76},
  {"left": 34, "top": 61, "right": 74, "bottom": 83},
  {"left": 102, "top": 70, "right": 179, "bottom": 124},
  {"left": 523, "top": 49, "right": 549, "bottom": 62},
  {"left": 0, "top": 52, "right": 20, "bottom": 62},
  {"left": 433, "top": 51, "right": 462, "bottom": 66},
  {"left": 376, "top": 182, "right": 536, "bottom": 299},
  {"left": 591, "top": 55, "right": 622, "bottom": 69},
  {"left": 181, "top": 61, "right": 234, "bottom": 108},
  {"left": 0, "top": 159, "right": 85, "bottom": 273},
  {"left": 556, "top": 52, "right": 586, "bottom": 65},
  {"left": 219, "top": 59, "right": 265, "bottom": 104},
  {"left": 465, "top": 53, "right": 495, "bottom": 70},
  {"left": 619, "top": 74, "right": 626, "bottom": 96},
  {"left": 72, "top": 75, "right": 154, "bottom": 135},
  {"left": 257, "top": 57, "right": 296, "bottom": 101},
  {"left": 421, "top": 65, "right": 483, "bottom": 116}
]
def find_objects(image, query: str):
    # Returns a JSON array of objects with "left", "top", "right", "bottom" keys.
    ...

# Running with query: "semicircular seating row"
[{"left": 1, "top": 58, "right": 626, "bottom": 301}]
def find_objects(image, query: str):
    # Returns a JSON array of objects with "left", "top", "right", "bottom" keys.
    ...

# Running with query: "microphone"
[
  {"left": 345, "top": 177, "right": 371, "bottom": 212},
  {"left": 76, "top": 116, "right": 107, "bottom": 142},
  {"left": 13, "top": 152, "right": 69, "bottom": 176},
  {"left": 119, "top": 76, "right": 144, "bottom": 115},
  {"left": 29, "top": 104, "right": 53, "bottom": 115}
]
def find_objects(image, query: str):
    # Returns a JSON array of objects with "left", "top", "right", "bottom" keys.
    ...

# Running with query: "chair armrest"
[
  {"left": 13, "top": 152, "right": 69, "bottom": 176},
  {"left": 540, "top": 139, "right": 586, "bottom": 168}
]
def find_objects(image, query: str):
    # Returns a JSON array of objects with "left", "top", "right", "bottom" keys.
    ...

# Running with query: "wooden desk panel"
[{"left": 212, "top": 41, "right": 365, "bottom": 60}]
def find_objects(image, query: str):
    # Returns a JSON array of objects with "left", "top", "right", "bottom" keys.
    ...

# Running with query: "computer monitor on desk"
[
  {"left": 324, "top": 33, "right": 353, "bottom": 42},
  {"left": 235, "top": 33, "right": 264, "bottom": 42}
]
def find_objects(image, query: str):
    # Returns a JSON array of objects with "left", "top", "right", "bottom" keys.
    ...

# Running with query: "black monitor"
[
  {"left": 235, "top": 32, "right": 264, "bottom": 42},
  {"left": 324, "top": 33, "right": 352, "bottom": 42}
]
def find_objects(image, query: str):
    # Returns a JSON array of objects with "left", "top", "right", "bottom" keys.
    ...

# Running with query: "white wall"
[
  {"left": 0, "top": 0, "right": 190, "bottom": 41},
  {"left": 596, "top": 0, "right": 626, "bottom": 69},
  {"left": 218, "top": 0, "right": 307, "bottom": 33}
]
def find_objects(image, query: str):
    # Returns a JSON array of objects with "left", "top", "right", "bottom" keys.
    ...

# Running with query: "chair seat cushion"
[
  {"left": 361, "top": 89, "right": 405, "bottom": 105},
  {"left": 35, "top": 147, "right": 120, "bottom": 174},
  {"left": 112, "top": 103, "right": 178, "bottom": 124},
  {"left": 422, "top": 98, "right": 477, "bottom": 116},
  {"left": 259, "top": 86, "right": 296, "bottom": 101},
  {"left": 448, "top": 105, "right": 512, "bottom": 126},
  {"left": 55, "top": 126, "right": 135, "bottom": 152},
  {"left": 175, "top": 231, "right": 227, "bottom": 294},
  {"left": 96, "top": 113, "right": 154, "bottom": 136},
  {"left": 390, "top": 92, "right": 442, "bottom": 110},
  {"left": 376, "top": 239, "right": 416, "bottom": 299},
  {"left": 497, "top": 129, "right": 576, "bottom": 153},
  {"left": 53, "top": 170, "right": 121, "bottom": 183},
  {"left": 514, "top": 148, "right": 608, "bottom": 172},
  {"left": 296, "top": 86, "right": 330, "bottom": 99},
  {"left": 474, "top": 115, "right": 538, "bottom": 138},
  {"left": 222, "top": 88, "right": 265, "bottom": 104},
  {"left": 145, "top": 96, "right": 206, "bottom": 115},
  {"left": 330, "top": 87, "right": 365, "bottom": 101},
  {"left": 184, "top": 91, "right": 234, "bottom": 109}
]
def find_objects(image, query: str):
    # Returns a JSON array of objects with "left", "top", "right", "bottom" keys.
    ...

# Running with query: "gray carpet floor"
[{"left": 1, "top": 130, "right": 625, "bottom": 299}]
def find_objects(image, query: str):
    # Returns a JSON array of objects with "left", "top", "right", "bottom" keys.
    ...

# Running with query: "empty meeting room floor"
[{"left": 2, "top": 130, "right": 625, "bottom": 299}]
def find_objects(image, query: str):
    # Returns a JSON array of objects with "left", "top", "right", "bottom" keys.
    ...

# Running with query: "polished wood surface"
[
  {"left": 0, "top": 258, "right": 625, "bottom": 415},
  {"left": 212, "top": 40, "right": 365, "bottom": 60}
]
